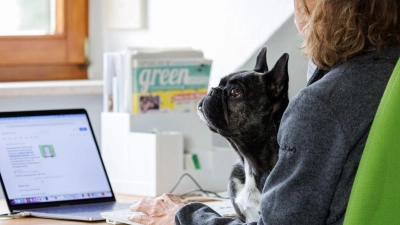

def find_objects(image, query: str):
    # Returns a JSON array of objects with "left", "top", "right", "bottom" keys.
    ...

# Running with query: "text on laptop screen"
[{"left": 0, "top": 114, "right": 112, "bottom": 205}]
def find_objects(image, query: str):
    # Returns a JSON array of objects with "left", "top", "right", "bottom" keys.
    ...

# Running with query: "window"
[{"left": 0, "top": 0, "right": 88, "bottom": 82}]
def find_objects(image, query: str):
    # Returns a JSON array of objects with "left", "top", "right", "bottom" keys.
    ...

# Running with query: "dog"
[{"left": 197, "top": 47, "right": 289, "bottom": 223}]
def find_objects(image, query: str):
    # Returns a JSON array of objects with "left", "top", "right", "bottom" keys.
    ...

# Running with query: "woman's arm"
[
  {"left": 260, "top": 91, "right": 348, "bottom": 225},
  {"left": 175, "top": 202, "right": 249, "bottom": 225}
]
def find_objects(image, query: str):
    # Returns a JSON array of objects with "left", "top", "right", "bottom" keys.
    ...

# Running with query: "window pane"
[{"left": 0, "top": 0, "right": 56, "bottom": 36}]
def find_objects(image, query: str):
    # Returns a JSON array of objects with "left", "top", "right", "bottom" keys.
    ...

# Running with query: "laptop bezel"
[{"left": 0, "top": 108, "right": 117, "bottom": 212}]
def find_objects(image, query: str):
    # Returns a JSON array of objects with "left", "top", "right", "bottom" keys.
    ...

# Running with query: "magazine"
[
  {"left": 132, "top": 58, "right": 212, "bottom": 114},
  {"left": 103, "top": 48, "right": 212, "bottom": 114}
]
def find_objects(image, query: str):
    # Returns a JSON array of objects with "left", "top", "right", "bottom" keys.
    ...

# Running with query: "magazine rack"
[{"left": 101, "top": 112, "right": 238, "bottom": 197}]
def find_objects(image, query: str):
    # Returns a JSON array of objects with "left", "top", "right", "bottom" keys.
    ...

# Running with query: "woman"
[{"left": 128, "top": 0, "right": 400, "bottom": 224}]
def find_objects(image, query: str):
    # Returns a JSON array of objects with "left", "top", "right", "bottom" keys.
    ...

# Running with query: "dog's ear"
[
  {"left": 254, "top": 47, "right": 268, "bottom": 73},
  {"left": 269, "top": 53, "right": 289, "bottom": 98},
  {"left": 268, "top": 53, "right": 289, "bottom": 127}
]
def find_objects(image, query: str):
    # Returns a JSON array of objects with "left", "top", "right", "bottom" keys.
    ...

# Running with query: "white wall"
[
  {"left": 239, "top": 15, "right": 308, "bottom": 99},
  {"left": 93, "top": 0, "right": 295, "bottom": 86},
  {"left": 90, "top": 0, "right": 306, "bottom": 94}
]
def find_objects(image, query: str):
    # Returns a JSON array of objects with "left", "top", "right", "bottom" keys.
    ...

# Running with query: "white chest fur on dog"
[{"left": 233, "top": 159, "right": 261, "bottom": 223}]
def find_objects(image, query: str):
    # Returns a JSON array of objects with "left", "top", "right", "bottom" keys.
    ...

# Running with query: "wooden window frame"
[{"left": 0, "top": 0, "right": 88, "bottom": 82}]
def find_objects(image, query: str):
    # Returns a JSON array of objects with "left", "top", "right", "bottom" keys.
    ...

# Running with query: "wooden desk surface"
[{"left": 0, "top": 194, "right": 145, "bottom": 225}]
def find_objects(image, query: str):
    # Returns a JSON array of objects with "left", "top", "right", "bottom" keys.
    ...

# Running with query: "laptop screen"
[{"left": 0, "top": 109, "right": 113, "bottom": 208}]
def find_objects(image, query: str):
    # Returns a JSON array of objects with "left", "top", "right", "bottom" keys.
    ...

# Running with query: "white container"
[
  {"left": 101, "top": 112, "right": 238, "bottom": 197},
  {"left": 123, "top": 132, "right": 183, "bottom": 196},
  {"left": 101, "top": 113, "right": 183, "bottom": 196}
]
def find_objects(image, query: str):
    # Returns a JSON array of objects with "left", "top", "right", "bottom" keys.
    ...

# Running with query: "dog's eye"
[{"left": 230, "top": 88, "right": 241, "bottom": 98}]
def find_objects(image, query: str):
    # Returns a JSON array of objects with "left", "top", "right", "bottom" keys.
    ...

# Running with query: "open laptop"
[{"left": 0, "top": 109, "right": 132, "bottom": 221}]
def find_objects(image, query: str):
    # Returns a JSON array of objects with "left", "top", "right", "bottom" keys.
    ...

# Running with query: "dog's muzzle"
[{"left": 208, "top": 87, "right": 223, "bottom": 97}]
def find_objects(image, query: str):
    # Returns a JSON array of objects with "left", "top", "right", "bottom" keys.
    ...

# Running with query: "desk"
[{"left": 0, "top": 194, "right": 144, "bottom": 225}]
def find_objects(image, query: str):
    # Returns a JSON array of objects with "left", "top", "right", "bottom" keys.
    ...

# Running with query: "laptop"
[{"left": 0, "top": 108, "right": 132, "bottom": 221}]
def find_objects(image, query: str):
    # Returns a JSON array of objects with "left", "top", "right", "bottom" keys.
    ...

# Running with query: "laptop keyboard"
[{"left": 29, "top": 202, "right": 132, "bottom": 214}]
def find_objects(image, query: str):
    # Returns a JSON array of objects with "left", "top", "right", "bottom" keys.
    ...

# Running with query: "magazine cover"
[{"left": 132, "top": 59, "right": 212, "bottom": 114}]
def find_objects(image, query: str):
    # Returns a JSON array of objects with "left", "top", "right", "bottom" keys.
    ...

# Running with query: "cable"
[
  {"left": 180, "top": 189, "right": 227, "bottom": 199},
  {"left": 169, "top": 173, "right": 229, "bottom": 199},
  {"left": 169, "top": 173, "right": 202, "bottom": 194}
]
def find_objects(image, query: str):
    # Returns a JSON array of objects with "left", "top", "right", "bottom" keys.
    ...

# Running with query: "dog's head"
[{"left": 197, "top": 47, "right": 289, "bottom": 138}]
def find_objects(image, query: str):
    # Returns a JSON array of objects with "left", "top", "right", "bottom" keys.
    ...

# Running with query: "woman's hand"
[{"left": 128, "top": 193, "right": 185, "bottom": 225}]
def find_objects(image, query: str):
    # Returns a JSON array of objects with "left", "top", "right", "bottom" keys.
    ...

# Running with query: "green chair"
[{"left": 344, "top": 58, "right": 400, "bottom": 224}]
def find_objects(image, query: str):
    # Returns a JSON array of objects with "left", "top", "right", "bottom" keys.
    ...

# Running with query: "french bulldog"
[{"left": 197, "top": 47, "right": 289, "bottom": 223}]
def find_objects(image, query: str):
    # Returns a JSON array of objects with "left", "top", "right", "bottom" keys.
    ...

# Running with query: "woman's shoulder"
[
  {"left": 304, "top": 45, "right": 400, "bottom": 102},
  {"left": 288, "top": 45, "right": 399, "bottom": 136}
]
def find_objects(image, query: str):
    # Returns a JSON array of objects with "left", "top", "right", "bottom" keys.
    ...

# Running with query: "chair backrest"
[{"left": 343, "top": 58, "right": 400, "bottom": 224}]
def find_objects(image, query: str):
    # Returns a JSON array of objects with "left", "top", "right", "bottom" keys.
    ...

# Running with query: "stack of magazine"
[{"left": 103, "top": 48, "right": 212, "bottom": 114}]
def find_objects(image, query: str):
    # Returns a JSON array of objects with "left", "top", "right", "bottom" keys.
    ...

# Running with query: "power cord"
[{"left": 169, "top": 173, "right": 229, "bottom": 199}]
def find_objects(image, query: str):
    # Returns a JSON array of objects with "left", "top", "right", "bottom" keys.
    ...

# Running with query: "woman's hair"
[{"left": 300, "top": 0, "right": 400, "bottom": 69}]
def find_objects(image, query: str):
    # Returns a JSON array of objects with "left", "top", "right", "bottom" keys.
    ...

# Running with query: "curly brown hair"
[{"left": 300, "top": 0, "right": 400, "bottom": 69}]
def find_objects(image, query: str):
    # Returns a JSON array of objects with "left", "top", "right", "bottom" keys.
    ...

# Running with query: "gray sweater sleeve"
[
  {"left": 175, "top": 91, "right": 347, "bottom": 225},
  {"left": 175, "top": 202, "right": 257, "bottom": 225},
  {"left": 261, "top": 91, "right": 348, "bottom": 225}
]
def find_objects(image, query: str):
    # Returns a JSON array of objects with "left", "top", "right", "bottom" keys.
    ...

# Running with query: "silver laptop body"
[{"left": 0, "top": 109, "right": 132, "bottom": 221}]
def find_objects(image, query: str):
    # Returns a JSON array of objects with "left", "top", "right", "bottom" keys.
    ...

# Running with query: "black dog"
[{"left": 197, "top": 47, "right": 289, "bottom": 223}]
